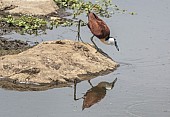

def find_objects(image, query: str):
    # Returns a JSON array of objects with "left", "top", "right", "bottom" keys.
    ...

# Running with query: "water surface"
[{"left": 1, "top": 0, "right": 170, "bottom": 117}]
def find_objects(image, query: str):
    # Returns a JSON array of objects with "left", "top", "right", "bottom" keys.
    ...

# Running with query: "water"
[{"left": 1, "top": 0, "right": 170, "bottom": 116}]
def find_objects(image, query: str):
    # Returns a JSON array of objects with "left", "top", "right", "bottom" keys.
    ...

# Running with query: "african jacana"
[
  {"left": 82, "top": 78, "right": 117, "bottom": 110},
  {"left": 87, "top": 11, "right": 119, "bottom": 51},
  {"left": 74, "top": 78, "right": 117, "bottom": 110}
]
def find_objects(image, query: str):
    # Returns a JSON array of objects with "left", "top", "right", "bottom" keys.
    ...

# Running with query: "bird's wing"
[
  {"left": 88, "top": 20, "right": 110, "bottom": 39},
  {"left": 97, "top": 20, "right": 110, "bottom": 38},
  {"left": 82, "top": 87, "right": 106, "bottom": 110},
  {"left": 88, "top": 12, "right": 110, "bottom": 39}
]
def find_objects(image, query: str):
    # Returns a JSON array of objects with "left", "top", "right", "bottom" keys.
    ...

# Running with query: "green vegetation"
[
  {"left": 0, "top": 15, "right": 47, "bottom": 35},
  {"left": 0, "top": 0, "right": 129, "bottom": 35},
  {"left": 0, "top": 15, "right": 84, "bottom": 35},
  {"left": 54, "top": 0, "right": 122, "bottom": 18}
]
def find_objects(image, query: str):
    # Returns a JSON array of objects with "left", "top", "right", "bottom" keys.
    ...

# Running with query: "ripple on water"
[{"left": 125, "top": 101, "right": 170, "bottom": 117}]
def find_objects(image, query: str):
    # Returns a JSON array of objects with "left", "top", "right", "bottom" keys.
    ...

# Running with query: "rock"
[
  {"left": 0, "top": 40, "right": 119, "bottom": 85},
  {"left": 0, "top": 0, "right": 58, "bottom": 15}
]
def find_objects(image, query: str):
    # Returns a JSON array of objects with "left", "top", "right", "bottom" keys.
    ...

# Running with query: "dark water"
[{"left": 1, "top": 0, "right": 170, "bottom": 117}]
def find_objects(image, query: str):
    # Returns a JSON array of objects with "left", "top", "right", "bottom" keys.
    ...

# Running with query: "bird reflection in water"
[{"left": 74, "top": 78, "right": 117, "bottom": 110}]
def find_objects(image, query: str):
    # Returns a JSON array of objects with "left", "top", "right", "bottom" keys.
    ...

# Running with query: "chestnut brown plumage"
[
  {"left": 82, "top": 78, "right": 117, "bottom": 110},
  {"left": 87, "top": 11, "right": 119, "bottom": 51},
  {"left": 88, "top": 12, "right": 110, "bottom": 40},
  {"left": 73, "top": 78, "right": 117, "bottom": 110}
]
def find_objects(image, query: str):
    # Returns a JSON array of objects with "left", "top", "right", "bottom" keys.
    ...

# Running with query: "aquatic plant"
[
  {"left": 0, "top": 15, "right": 82, "bottom": 35},
  {"left": 0, "top": 0, "right": 130, "bottom": 35},
  {"left": 0, "top": 15, "right": 47, "bottom": 35},
  {"left": 54, "top": 0, "right": 123, "bottom": 18}
]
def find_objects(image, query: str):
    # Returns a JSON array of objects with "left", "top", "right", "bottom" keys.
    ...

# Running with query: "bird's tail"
[{"left": 87, "top": 10, "right": 91, "bottom": 18}]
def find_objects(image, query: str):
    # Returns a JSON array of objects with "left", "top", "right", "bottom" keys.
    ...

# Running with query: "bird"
[
  {"left": 82, "top": 78, "right": 117, "bottom": 110},
  {"left": 87, "top": 11, "right": 119, "bottom": 51},
  {"left": 73, "top": 78, "right": 117, "bottom": 110}
]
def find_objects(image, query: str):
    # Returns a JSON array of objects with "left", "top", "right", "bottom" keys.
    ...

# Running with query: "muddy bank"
[
  {"left": 0, "top": 78, "right": 72, "bottom": 91},
  {"left": 0, "top": 37, "right": 31, "bottom": 56},
  {"left": 0, "top": 40, "right": 119, "bottom": 87},
  {"left": 0, "top": 0, "right": 58, "bottom": 15}
]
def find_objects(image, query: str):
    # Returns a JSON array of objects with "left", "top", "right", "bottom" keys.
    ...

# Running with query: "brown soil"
[
  {"left": 0, "top": 0, "right": 58, "bottom": 15},
  {"left": 0, "top": 40, "right": 119, "bottom": 88},
  {"left": 0, "top": 37, "right": 31, "bottom": 57}
]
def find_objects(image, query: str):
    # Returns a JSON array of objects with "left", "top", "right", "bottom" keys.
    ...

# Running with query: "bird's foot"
[
  {"left": 95, "top": 48, "right": 113, "bottom": 60},
  {"left": 95, "top": 47, "right": 102, "bottom": 53}
]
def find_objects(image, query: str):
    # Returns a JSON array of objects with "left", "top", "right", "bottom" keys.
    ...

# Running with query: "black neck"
[{"left": 105, "top": 36, "right": 110, "bottom": 41}]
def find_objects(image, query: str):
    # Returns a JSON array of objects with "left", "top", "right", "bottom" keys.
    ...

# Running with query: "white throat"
[
  {"left": 105, "top": 37, "right": 115, "bottom": 45},
  {"left": 100, "top": 37, "right": 115, "bottom": 45},
  {"left": 100, "top": 37, "right": 119, "bottom": 51}
]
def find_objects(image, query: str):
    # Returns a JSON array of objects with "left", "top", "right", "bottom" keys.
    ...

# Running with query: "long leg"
[
  {"left": 90, "top": 35, "right": 100, "bottom": 51},
  {"left": 74, "top": 79, "right": 83, "bottom": 101},
  {"left": 90, "top": 36, "right": 112, "bottom": 58},
  {"left": 77, "top": 20, "right": 84, "bottom": 42},
  {"left": 88, "top": 80, "right": 94, "bottom": 87}
]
